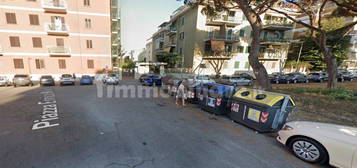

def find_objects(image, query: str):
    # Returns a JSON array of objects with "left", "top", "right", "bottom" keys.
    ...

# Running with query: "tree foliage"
[{"left": 156, "top": 52, "right": 182, "bottom": 68}]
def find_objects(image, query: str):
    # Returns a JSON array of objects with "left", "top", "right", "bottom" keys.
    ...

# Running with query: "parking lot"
[{"left": 0, "top": 80, "right": 327, "bottom": 168}]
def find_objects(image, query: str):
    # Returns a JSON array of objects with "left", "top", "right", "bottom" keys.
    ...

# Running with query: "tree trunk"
[
  {"left": 318, "top": 33, "right": 338, "bottom": 88},
  {"left": 248, "top": 26, "right": 271, "bottom": 90}
]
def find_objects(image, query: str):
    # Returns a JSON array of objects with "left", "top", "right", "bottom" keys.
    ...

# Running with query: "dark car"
[
  {"left": 308, "top": 72, "right": 328, "bottom": 83},
  {"left": 270, "top": 74, "right": 288, "bottom": 84},
  {"left": 13, "top": 74, "right": 33, "bottom": 87},
  {"left": 285, "top": 73, "right": 309, "bottom": 84},
  {"left": 338, "top": 72, "right": 354, "bottom": 82},
  {"left": 219, "top": 76, "right": 252, "bottom": 86},
  {"left": 40, "top": 75, "right": 55, "bottom": 86},
  {"left": 80, "top": 75, "right": 94, "bottom": 85},
  {"left": 142, "top": 74, "right": 162, "bottom": 86},
  {"left": 139, "top": 74, "right": 148, "bottom": 83},
  {"left": 60, "top": 74, "right": 75, "bottom": 86}
]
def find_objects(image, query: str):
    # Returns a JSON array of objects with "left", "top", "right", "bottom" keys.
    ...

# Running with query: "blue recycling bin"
[{"left": 198, "top": 83, "right": 236, "bottom": 115}]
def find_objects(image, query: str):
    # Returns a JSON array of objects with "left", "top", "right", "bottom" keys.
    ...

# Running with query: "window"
[
  {"left": 234, "top": 61, "right": 240, "bottom": 69},
  {"left": 181, "top": 17, "right": 184, "bottom": 25},
  {"left": 9, "top": 36, "right": 20, "bottom": 47},
  {"left": 239, "top": 30, "right": 245, "bottom": 37},
  {"left": 85, "top": 18, "right": 92, "bottom": 28},
  {"left": 242, "top": 15, "right": 247, "bottom": 21},
  {"left": 223, "top": 62, "right": 228, "bottom": 69},
  {"left": 13, "top": 59, "right": 24, "bottom": 69},
  {"left": 58, "top": 59, "right": 66, "bottom": 69},
  {"left": 29, "top": 14, "right": 39, "bottom": 25},
  {"left": 56, "top": 38, "right": 64, "bottom": 46},
  {"left": 179, "top": 32, "right": 185, "bottom": 40},
  {"left": 245, "top": 62, "right": 250, "bottom": 69},
  {"left": 179, "top": 48, "right": 183, "bottom": 55},
  {"left": 32, "top": 37, "right": 42, "bottom": 48},
  {"left": 86, "top": 40, "right": 93, "bottom": 48},
  {"left": 35, "top": 59, "right": 45, "bottom": 69},
  {"left": 84, "top": 0, "right": 90, "bottom": 6},
  {"left": 87, "top": 60, "right": 94, "bottom": 69},
  {"left": 237, "top": 46, "right": 244, "bottom": 53},
  {"left": 228, "top": 11, "right": 236, "bottom": 17},
  {"left": 6, "top": 13, "right": 17, "bottom": 24},
  {"left": 272, "top": 62, "right": 276, "bottom": 69},
  {"left": 246, "top": 46, "right": 251, "bottom": 53}
]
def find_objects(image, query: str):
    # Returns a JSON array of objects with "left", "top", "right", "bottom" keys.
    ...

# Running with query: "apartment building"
[
  {"left": 151, "top": 4, "right": 294, "bottom": 75},
  {"left": 111, "top": 0, "right": 121, "bottom": 62},
  {"left": 292, "top": 2, "right": 357, "bottom": 71},
  {"left": 0, "top": 0, "right": 117, "bottom": 80}
]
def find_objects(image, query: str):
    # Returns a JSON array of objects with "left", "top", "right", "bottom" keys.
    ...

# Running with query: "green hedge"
[{"left": 281, "top": 88, "right": 357, "bottom": 101}]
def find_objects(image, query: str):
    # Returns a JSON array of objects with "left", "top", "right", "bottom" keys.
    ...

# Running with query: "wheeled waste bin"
[
  {"left": 229, "top": 88, "right": 295, "bottom": 133},
  {"left": 199, "top": 83, "right": 236, "bottom": 115}
]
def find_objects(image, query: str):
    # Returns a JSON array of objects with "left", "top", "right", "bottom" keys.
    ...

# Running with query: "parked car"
[
  {"left": 40, "top": 75, "right": 55, "bottom": 86},
  {"left": 139, "top": 74, "right": 149, "bottom": 83},
  {"left": 188, "top": 75, "right": 215, "bottom": 84},
  {"left": 338, "top": 71, "right": 354, "bottom": 82},
  {"left": 308, "top": 72, "right": 328, "bottom": 83},
  {"left": 13, "top": 74, "right": 33, "bottom": 87},
  {"left": 236, "top": 73, "right": 255, "bottom": 80},
  {"left": 350, "top": 72, "right": 357, "bottom": 79},
  {"left": 142, "top": 74, "right": 162, "bottom": 86},
  {"left": 80, "top": 75, "right": 94, "bottom": 85},
  {"left": 286, "top": 73, "right": 309, "bottom": 84},
  {"left": 219, "top": 76, "right": 252, "bottom": 86},
  {"left": 0, "top": 76, "right": 11, "bottom": 87},
  {"left": 277, "top": 121, "right": 357, "bottom": 168},
  {"left": 270, "top": 74, "right": 287, "bottom": 84},
  {"left": 104, "top": 74, "right": 119, "bottom": 85},
  {"left": 59, "top": 74, "right": 75, "bottom": 86}
]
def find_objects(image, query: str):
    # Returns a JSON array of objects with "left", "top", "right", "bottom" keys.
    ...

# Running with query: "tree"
[
  {"left": 156, "top": 52, "right": 182, "bottom": 68},
  {"left": 180, "top": 0, "right": 281, "bottom": 90},
  {"left": 269, "top": 0, "right": 357, "bottom": 88}
]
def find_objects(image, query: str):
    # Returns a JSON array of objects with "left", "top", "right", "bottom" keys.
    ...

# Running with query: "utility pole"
[{"left": 297, "top": 42, "right": 304, "bottom": 62}]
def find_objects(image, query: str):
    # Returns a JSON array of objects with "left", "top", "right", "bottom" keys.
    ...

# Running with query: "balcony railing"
[
  {"left": 259, "top": 52, "right": 286, "bottom": 60},
  {"left": 260, "top": 38, "right": 292, "bottom": 44},
  {"left": 45, "top": 23, "right": 69, "bottom": 35},
  {"left": 48, "top": 46, "right": 71, "bottom": 56},
  {"left": 263, "top": 20, "right": 294, "bottom": 30},
  {"left": 206, "top": 15, "right": 241, "bottom": 26},
  {"left": 167, "top": 28, "right": 177, "bottom": 36},
  {"left": 164, "top": 42, "right": 177, "bottom": 48},
  {"left": 206, "top": 33, "right": 240, "bottom": 42},
  {"left": 41, "top": 0, "right": 67, "bottom": 13}
]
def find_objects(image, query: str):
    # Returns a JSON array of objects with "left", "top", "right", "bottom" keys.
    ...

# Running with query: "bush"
[{"left": 281, "top": 87, "right": 357, "bottom": 101}]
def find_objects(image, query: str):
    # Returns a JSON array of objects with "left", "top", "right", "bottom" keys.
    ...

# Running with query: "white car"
[
  {"left": 277, "top": 121, "right": 357, "bottom": 168},
  {"left": 0, "top": 76, "right": 11, "bottom": 86},
  {"left": 188, "top": 75, "right": 215, "bottom": 84}
]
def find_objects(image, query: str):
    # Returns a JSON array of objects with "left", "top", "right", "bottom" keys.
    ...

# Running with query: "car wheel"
[
  {"left": 14, "top": 84, "right": 17, "bottom": 88},
  {"left": 289, "top": 137, "right": 328, "bottom": 164}
]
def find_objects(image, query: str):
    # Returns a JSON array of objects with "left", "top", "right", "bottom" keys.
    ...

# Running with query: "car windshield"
[
  {"left": 82, "top": 75, "right": 91, "bottom": 78},
  {"left": 62, "top": 74, "right": 72, "bottom": 78},
  {"left": 14, "top": 75, "right": 28, "bottom": 78},
  {"left": 309, "top": 73, "right": 320, "bottom": 76},
  {"left": 41, "top": 76, "right": 52, "bottom": 79},
  {"left": 109, "top": 74, "right": 117, "bottom": 77}
]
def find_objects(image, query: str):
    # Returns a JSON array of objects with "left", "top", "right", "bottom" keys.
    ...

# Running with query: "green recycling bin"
[{"left": 229, "top": 88, "right": 295, "bottom": 133}]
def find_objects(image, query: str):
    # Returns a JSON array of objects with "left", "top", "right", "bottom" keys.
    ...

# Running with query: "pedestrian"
[
  {"left": 176, "top": 79, "right": 187, "bottom": 107},
  {"left": 73, "top": 73, "right": 76, "bottom": 79}
]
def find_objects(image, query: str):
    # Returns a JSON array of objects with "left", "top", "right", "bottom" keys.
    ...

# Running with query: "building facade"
[
  {"left": 0, "top": 0, "right": 114, "bottom": 80},
  {"left": 151, "top": 5, "right": 294, "bottom": 75}
]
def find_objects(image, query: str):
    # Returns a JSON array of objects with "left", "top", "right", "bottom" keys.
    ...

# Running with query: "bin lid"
[{"left": 233, "top": 88, "right": 295, "bottom": 107}]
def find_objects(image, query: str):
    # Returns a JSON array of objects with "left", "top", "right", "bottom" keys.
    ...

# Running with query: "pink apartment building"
[{"left": 0, "top": 0, "right": 113, "bottom": 80}]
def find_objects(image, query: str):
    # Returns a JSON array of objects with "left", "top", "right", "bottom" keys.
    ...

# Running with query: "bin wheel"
[{"left": 288, "top": 137, "right": 328, "bottom": 164}]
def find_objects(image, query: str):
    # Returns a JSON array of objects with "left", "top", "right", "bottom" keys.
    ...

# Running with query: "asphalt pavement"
[{"left": 0, "top": 80, "right": 327, "bottom": 168}]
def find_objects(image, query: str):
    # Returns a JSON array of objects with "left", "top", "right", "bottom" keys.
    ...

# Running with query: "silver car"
[
  {"left": 13, "top": 74, "right": 33, "bottom": 87},
  {"left": 103, "top": 74, "right": 119, "bottom": 85},
  {"left": 0, "top": 76, "right": 11, "bottom": 86},
  {"left": 59, "top": 74, "right": 75, "bottom": 86}
]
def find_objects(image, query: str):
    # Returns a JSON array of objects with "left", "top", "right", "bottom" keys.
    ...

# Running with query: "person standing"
[{"left": 176, "top": 79, "right": 187, "bottom": 107}]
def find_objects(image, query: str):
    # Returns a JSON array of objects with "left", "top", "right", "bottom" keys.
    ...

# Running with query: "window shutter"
[
  {"left": 87, "top": 60, "right": 94, "bottom": 69},
  {"left": 58, "top": 59, "right": 66, "bottom": 69},
  {"left": 29, "top": 15, "right": 39, "bottom": 25},
  {"left": 14, "top": 59, "right": 24, "bottom": 69},
  {"left": 56, "top": 38, "right": 64, "bottom": 46},
  {"left": 35, "top": 59, "right": 40, "bottom": 69},
  {"left": 10, "top": 36, "right": 20, "bottom": 47},
  {"left": 32, "top": 37, "right": 42, "bottom": 48},
  {"left": 6, "top": 13, "right": 17, "bottom": 24}
]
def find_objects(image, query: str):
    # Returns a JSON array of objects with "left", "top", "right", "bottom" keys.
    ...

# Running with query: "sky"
[{"left": 121, "top": 0, "right": 183, "bottom": 52}]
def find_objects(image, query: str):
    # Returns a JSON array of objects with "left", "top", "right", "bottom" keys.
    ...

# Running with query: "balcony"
[
  {"left": 206, "top": 33, "right": 239, "bottom": 43},
  {"left": 41, "top": 0, "right": 67, "bottom": 13},
  {"left": 167, "top": 28, "right": 177, "bottom": 36},
  {"left": 206, "top": 15, "right": 241, "bottom": 27},
  {"left": 260, "top": 37, "right": 292, "bottom": 44},
  {"left": 48, "top": 46, "right": 71, "bottom": 57},
  {"left": 259, "top": 52, "right": 286, "bottom": 60},
  {"left": 45, "top": 23, "right": 69, "bottom": 36},
  {"left": 263, "top": 20, "right": 294, "bottom": 30},
  {"left": 164, "top": 42, "right": 177, "bottom": 48}
]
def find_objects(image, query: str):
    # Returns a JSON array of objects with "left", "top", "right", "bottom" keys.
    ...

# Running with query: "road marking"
[{"left": 32, "top": 90, "right": 60, "bottom": 130}]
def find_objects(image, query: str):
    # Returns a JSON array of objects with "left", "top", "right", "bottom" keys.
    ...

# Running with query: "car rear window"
[
  {"left": 14, "top": 75, "right": 28, "bottom": 78},
  {"left": 82, "top": 75, "right": 91, "bottom": 78},
  {"left": 109, "top": 74, "right": 117, "bottom": 77},
  {"left": 62, "top": 74, "right": 72, "bottom": 78},
  {"left": 41, "top": 76, "right": 52, "bottom": 79}
]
